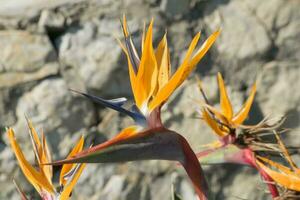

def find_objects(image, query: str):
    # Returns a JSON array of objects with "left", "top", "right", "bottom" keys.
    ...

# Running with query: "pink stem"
[{"left": 243, "top": 149, "right": 280, "bottom": 198}]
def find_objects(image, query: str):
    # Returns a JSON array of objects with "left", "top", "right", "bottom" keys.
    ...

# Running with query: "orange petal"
[
  {"left": 217, "top": 73, "right": 233, "bottom": 120},
  {"left": 60, "top": 136, "right": 84, "bottom": 186},
  {"left": 27, "top": 119, "right": 42, "bottom": 163},
  {"left": 155, "top": 34, "right": 170, "bottom": 90},
  {"left": 27, "top": 120, "right": 52, "bottom": 185},
  {"left": 257, "top": 156, "right": 295, "bottom": 176},
  {"left": 189, "top": 29, "right": 220, "bottom": 67},
  {"left": 60, "top": 163, "right": 86, "bottom": 200},
  {"left": 7, "top": 128, "right": 54, "bottom": 194},
  {"left": 201, "top": 103, "right": 230, "bottom": 125},
  {"left": 202, "top": 109, "right": 227, "bottom": 137},
  {"left": 117, "top": 35, "right": 145, "bottom": 109},
  {"left": 41, "top": 132, "right": 53, "bottom": 184},
  {"left": 232, "top": 82, "right": 256, "bottom": 125},
  {"left": 257, "top": 159, "right": 300, "bottom": 191},
  {"left": 137, "top": 19, "right": 158, "bottom": 108},
  {"left": 149, "top": 32, "right": 201, "bottom": 111},
  {"left": 122, "top": 14, "right": 129, "bottom": 37}
]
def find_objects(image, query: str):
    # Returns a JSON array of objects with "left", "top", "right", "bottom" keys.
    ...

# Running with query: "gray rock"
[
  {"left": 204, "top": 0, "right": 271, "bottom": 60},
  {"left": 58, "top": 21, "right": 132, "bottom": 97},
  {"left": 13, "top": 78, "right": 96, "bottom": 158},
  {"left": 0, "top": 30, "right": 57, "bottom": 73},
  {"left": 160, "top": 0, "right": 191, "bottom": 17}
]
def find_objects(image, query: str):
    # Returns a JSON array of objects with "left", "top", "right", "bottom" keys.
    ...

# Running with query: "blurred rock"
[
  {"left": 13, "top": 78, "right": 96, "bottom": 157},
  {"left": 160, "top": 0, "right": 190, "bottom": 17},
  {"left": 58, "top": 21, "right": 132, "bottom": 97},
  {"left": 0, "top": 30, "right": 57, "bottom": 72}
]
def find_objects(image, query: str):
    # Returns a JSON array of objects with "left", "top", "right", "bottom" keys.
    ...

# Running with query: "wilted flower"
[
  {"left": 7, "top": 119, "right": 86, "bottom": 200},
  {"left": 51, "top": 16, "right": 220, "bottom": 200}
]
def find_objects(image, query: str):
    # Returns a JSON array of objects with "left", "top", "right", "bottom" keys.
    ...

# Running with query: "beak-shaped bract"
[
  {"left": 7, "top": 120, "right": 86, "bottom": 200},
  {"left": 51, "top": 128, "right": 210, "bottom": 200}
]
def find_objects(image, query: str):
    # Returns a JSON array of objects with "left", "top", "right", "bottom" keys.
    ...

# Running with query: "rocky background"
[{"left": 0, "top": 0, "right": 299, "bottom": 199}]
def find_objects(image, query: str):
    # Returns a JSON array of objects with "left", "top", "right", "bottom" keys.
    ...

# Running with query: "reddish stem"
[
  {"left": 179, "top": 135, "right": 210, "bottom": 200},
  {"left": 147, "top": 107, "right": 163, "bottom": 128},
  {"left": 243, "top": 149, "right": 280, "bottom": 198}
]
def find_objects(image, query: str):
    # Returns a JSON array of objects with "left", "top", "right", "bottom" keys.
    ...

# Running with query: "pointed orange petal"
[
  {"left": 60, "top": 163, "right": 86, "bottom": 200},
  {"left": 7, "top": 128, "right": 54, "bottom": 194},
  {"left": 149, "top": 32, "right": 201, "bottom": 111},
  {"left": 27, "top": 120, "right": 53, "bottom": 185},
  {"left": 41, "top": 132, "right": 53, "bottom": 184},
  {"left": 189, "top": 29, "right": 220, "bottom": 67},
  {"left": 257, "top": 159, "right": 300, "bottom": 191},
  {"left": 232, "top": 82, "right": 256, "bottom": 125},
  {"left": 155, "top": 34, "right": 170, "bottom": 90},
  {"left": 257, "top": 156, "right": 295, "bottom": 176},
  {"left": 217, "top": 73, "right": 233, "bottom": 120},
  {"left": 155, "top": 33, "right": 167, "bottom": 66},
  {"left": 27, "top": 119, "right": 42, "bottom": 163},
  {"left": 60, "top": 136, "right": 84, "bottom": 186},
  {"left": 122, "top": 14, "right": 129, "bottom": 37},
  {"left": 117, "top": 36, "right": 145, "bottom": 108},
  {"left": 201, "top": 103, "right": 230, "bottom": 125},
  {"left": 202, "top": 109, "right": 227, "bottom": 137},
  {"left": 137, "top": 19, "right": 158, "bottom": 108}
]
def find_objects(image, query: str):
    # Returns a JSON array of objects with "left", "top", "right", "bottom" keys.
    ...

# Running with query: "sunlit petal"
[
  {"left": 202, "top": 110, "right": 227, "bottom": 137},
  {"left": 232, "top": 82, "right": 256, "bottom": 125},
  {"left": 149, "top": 32, "right": 201, "bottom": 111},
  {"left": 156, "top": 34, "right": 170, "bottom": 91},
  {"left": 137, "top": 19, "right": 158, "bottom": 107},
  {"left": 60, "top": 163, "right": 86, "bottom": 200},
  {"left": 217, "top": 73, "right": 233, "bottom": 119},
  {"left": 7, "top": 128, "right": 54, "bottom": 194},
  {"left": 257, "top": 159, "right": 300, "bottom": 191},
  {"left": 60, "top": 136, "right": 84, "bottom": 186}
]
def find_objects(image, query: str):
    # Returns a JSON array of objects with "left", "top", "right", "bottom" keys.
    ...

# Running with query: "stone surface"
[
  {"left": 13, "top": 78, "right": 96, "bottom": 157},
  {"left": 0, "top": 0, "right": 299, "bottom": 199},
  {"left": 0, "top": 30, "right": 57, "bottom": 73}
]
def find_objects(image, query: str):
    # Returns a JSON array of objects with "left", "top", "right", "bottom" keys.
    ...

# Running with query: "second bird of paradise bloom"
[
  {"left": 50, "top": 15, "right": 220, "bottom": 200},
  {"left": 195, "top": 72, "right": 291, "bottom": 198},
  {"left": 7, "top": 119, "right": 86, "bottom": 200}
]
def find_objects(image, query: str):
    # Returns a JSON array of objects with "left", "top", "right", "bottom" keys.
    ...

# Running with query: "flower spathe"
[{"left": 7, "top": 120, "right": 86, "bottom": 200}]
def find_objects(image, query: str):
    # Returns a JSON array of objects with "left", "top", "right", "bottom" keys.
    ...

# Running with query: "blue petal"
[{"left": 70, "top": 89, "right": 146, "bottom": 125}]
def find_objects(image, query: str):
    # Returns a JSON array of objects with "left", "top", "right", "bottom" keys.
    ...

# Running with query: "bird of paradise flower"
[
  {"left": 7, "top": 119, "right": 86, "bottom": 200},
  {"left": 195, "top": 73, "right": 288, "bottom": 198},
  {"left": 50, "top": 15, "right": 220, "bottom": 200}
]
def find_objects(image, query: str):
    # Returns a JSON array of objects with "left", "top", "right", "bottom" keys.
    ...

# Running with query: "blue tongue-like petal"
[{"left": 70, "top": 89, "right": 146, "bottom": 125}]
